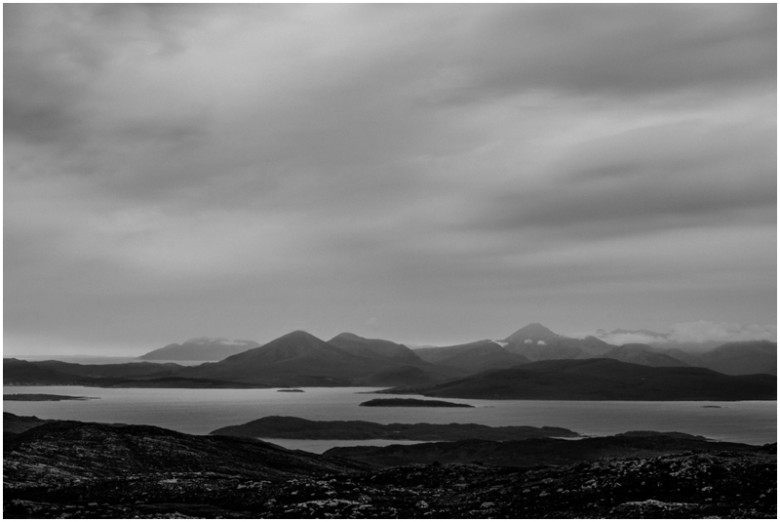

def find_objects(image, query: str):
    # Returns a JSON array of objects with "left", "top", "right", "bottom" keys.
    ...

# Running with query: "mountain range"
[
  {"left": 4, "top": 323, "right": 775, "bottom": 399},
  {"left": 139, "top": 337, "right": 260, "bottom": 361},
  {"left": 176, "top": 330, "right": 462, "bottom": 387},
  {"left": 134, "top": 323, "right": 775, "bottom": 375},
  {"left": 395, "top": 358, "right": 776, "bottom": 401},
  {"left": 414, "top": 340, "right": 530, "bottom": 372},
  {"left": 416, "top": 323, "right": 774, "bottom": 374}
]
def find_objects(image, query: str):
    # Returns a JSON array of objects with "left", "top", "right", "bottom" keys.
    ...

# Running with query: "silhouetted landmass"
[
  {"left": 139, "top": 337, "right": 260, "bottom": 361},
  {"left": 502, "top": 323, "right": 615, "bottom": 361},
  {"left": 4, "top": 412, "right": 49, "bottom": 434},
  {"left": 4, "top": 394, "right": 96, "bottom": 401},
  {"left": 107, "top": 377, "right": 266, "bottom": 388},
  {"left": 618, "top": 430, "right": 708, "bottom": 440},
  {"left": 324, "top": 432, "right": 772, "bottom": 468},
  {"left": 2, "top": 358, "right": 266, "bottom": 388},
  {"left": 602, "top": 344, "right": 689, "bottom": 367},
  {"left": 360, "top": 398, "right": 474, "bottom": 408},
  {"left": 4, "top": 417, "right": 359, "bottom": 484},
  {"left": 180, "top": 331, "right": 463, "bottom": 387},
  {"left": 211, "top": 416, "right": 576, "bottom": 440},
  {"left": 401, "top": 358, "right": 776, "bottom": 400},
  {"left": 328, "top": 332, "right": 423, "bottom": 364},
  {"left": 3, "top": 358, "right": 185, "bottom": 386},
  {"left": 22, "top": 360, "right": 184, "bottom": 379},
  {"left": 497, "top": 323, "right": 776, "bottom": 376},
  {"left": 694, "top": 341, "right": 777, "bottom": 376},
  {"left": 415, "top": 340, "right": 530, "bottom": 372},
  {"left": 594, "top": 329, "right": 777, "bottom": 375},
  {"left": 277, "top": 388, "right": 304, "bottom": 392},
  {"left": 4, "top": 330, "right": 459, "bottom": 388},
  {"left": 4, "top": 413, "right": 775, "bottom": 518},
  {"left": 4, "top": 358, "right": 94, "bottom": 386},
  {"left": 4, "top": 326, "right": 776, "bottom": 389}
]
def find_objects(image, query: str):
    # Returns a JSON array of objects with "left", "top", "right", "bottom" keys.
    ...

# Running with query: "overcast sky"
[{"left": 4, "top": 4, "right": 777, "bottom": 355}]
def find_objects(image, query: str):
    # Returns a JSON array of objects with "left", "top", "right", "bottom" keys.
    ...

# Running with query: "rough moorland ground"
[{"left": 3, "top": 415, "right": 776, "bottom": 519}]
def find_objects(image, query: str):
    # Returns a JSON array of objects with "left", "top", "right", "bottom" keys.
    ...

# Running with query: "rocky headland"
[{"left": 211, "top": 416, "right": 577, "bottom": 440}]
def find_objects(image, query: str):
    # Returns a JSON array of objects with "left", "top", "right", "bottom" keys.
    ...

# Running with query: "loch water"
[{"left": 4, "top": 386, "right": 775, "bottom": 453}]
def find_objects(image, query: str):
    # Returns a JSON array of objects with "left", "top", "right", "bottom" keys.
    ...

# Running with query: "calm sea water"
[{"left": 4, "top": 386, "right": 775, "bottom": 453}]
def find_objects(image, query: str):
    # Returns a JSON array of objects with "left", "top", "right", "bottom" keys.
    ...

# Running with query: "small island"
[
  {"left": 4, "top": 394, "right": 97, "bottom": 402},
  {"left": 277, "top": 388, "right": 304, "bottom": 393},
  {"left": 360, "top": 398, "right": 473, "bottom": 408}
]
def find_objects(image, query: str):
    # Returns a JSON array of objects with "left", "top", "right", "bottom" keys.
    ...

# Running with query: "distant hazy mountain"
[
  {"left": 645, "top": 342, "right": 776, "bottom": 376},
  {"left": 415, "top": 340, "right": 530, "bottom": 372},
  {"left": 406, "top": 358, "right": 776, "bottom": 400},
  {"left": 8, "top": 324, "right": 774, "bottom": 388},
  {"left": 593, "top": 325, "right": 776, "bottom": 354},
  {"left": 139, "top": 337, "right": 259, "bottom": 361},
  {"left": 696, "top": 341, "right": 777, "bottom": 376},
  {"left": 180, "top": 330, "right": 455, "bottom": 387},
  {"left": 504, "top": 322, "right": 562, "bottom": 343},
  {"left": 4, "top": 359, "right": 89, "bottom": 386},
  {"left": 502, "top": 323, "right": 613, "bottom": 361},
  {"left": 328, "top": 332, "right": 423, "bottom": 364},
  {"left": 499, "top": 323, "right": 773, "bottom": 374},
  {"left": 602, "top": 344, "right": 690, "bottom": 367},
  {"left": 3, "top": 358, "right": 184, "bottom": 386}
]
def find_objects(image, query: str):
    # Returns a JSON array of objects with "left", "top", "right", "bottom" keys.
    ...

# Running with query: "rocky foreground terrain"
[{"left": 3, "top": 413, "right": 776, "bottom": 518}]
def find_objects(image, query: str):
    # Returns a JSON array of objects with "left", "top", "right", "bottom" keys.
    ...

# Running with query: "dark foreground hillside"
[{"left": 4, "top": 413, "right": 776, "bottom": 518}]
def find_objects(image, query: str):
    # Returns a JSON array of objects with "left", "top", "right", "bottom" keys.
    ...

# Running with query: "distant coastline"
[
  {"left": 4, "top": 394, "right": 97, "bottom": 402},
  {"left": 360, "top": 398, "right": 474, "bottom": 408}
]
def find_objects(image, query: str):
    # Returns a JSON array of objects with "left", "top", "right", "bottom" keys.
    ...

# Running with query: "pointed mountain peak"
[
  {"left": 221, "top": 330, "right": 335, "bottom": 362},
  {"left": 504, "top": 323, "right": 561, "bottom": 342}
]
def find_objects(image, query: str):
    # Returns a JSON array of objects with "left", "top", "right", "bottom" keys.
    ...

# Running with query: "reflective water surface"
[{"left": 4, "top": 386, "right": 775, "bottom": 452}]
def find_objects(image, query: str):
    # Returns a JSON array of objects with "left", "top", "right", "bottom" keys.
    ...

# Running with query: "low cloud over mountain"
[{"left": 594, "top": 321, "right": 776, "bottom": 349}]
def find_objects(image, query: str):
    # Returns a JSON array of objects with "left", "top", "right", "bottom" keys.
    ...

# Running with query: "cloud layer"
[
  {"left": 595, "top": 321, "right": 777, "bottom": 347},
  {"left": 4, "top": 4, "right": 776, "bottom": 354}
]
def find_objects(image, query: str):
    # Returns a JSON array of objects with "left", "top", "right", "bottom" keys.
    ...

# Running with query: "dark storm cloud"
[{"left": 4, "top": 4, "right": 776, "bottom": 354}]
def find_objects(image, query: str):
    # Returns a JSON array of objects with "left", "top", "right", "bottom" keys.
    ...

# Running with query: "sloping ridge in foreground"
[{"left": 4, "top": 418, "right": 362, "bottom": 488}]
